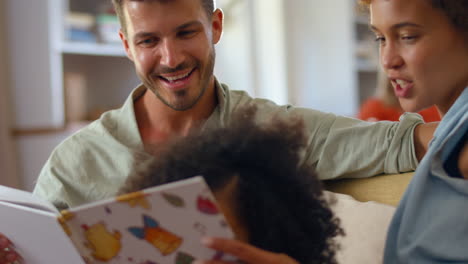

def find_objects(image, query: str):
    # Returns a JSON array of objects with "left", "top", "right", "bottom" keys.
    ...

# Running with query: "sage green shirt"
[{"left": 34, "top": 80, "right": 423, "bottom": 208}]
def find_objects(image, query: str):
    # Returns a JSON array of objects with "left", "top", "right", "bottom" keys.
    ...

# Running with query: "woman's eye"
[
  {"left": 401, "top": 35, "right": 418, "bottom": 42},
  {"left": 374, "top": 36, "right": 386, "bottom": 44}
]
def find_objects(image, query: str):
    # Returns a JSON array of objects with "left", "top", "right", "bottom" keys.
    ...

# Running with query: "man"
[{"left": 34, "top": 0, "right": 433, "bottom": 208}]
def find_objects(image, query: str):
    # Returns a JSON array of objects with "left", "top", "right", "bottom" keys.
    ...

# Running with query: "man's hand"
[
  {"left": 194, "top": 237, "right": 299, "bottom": 264},
  {"left": 0, "top": 233, "right": 23, "bottom": 264}
]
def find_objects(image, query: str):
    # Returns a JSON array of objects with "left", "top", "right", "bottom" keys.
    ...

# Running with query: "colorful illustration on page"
[
  {"left": 116, "top": 191, "right": 151, "bottom": 210},
  {"left": 57, "top": 210, "right": 76, "bottom": 236},
  {"left": 197, "top": 193, "right": 219, "bottom": 215},
  {"left": 162, "top": 192, "right": 185, "bottom": 208},
  {"left": 128, "top": 214, "right": 183, "bottom": 256},
  {"left": 83, "top": 222, "right": 122, "bottom": 261}
]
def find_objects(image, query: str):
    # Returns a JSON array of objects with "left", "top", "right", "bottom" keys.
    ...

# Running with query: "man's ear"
[
  {"left": 211, "top": 8, "right": 224, "bottom": 44},
  {"left": 119, "top": 29, "right": 134, "bottom": 61}
]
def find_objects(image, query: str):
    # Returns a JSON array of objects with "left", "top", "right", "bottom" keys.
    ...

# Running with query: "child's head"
[
  {"left": 360, "top": 0, "right": 468, "bottom": 116},
  {"left": 120, "top": 106, "right": 343, "bottom": 264}
]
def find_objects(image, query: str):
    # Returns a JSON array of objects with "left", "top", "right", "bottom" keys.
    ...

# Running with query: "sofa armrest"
[{"left": 324, "top": 172, "right": 414, "bottom": 206}]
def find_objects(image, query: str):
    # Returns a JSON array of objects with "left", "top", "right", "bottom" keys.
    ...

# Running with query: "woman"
[{"left": 360, "top": 0, "right": 468, "bottom": 263}]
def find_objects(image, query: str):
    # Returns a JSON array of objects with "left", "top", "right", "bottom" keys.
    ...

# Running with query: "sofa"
[
  {"left": 324, "top": 172, "right": 414, "bottom": 263},
  {"left": 325, "top": 172, "right": 414, "bottom": 206}
]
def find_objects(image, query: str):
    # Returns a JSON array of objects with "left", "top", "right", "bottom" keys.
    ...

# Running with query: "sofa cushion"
[{"left": 324, "top": 172, "right": 414, "bottom": 206}]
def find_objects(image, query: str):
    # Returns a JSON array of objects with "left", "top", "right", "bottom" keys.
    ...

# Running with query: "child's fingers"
[{"left": 200, "top": 237, "right": 298, "bottom": 264}]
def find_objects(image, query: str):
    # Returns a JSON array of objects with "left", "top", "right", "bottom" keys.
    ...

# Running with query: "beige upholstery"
[{"left": 324, "top": 172, "right": 414, "bottom": 206}]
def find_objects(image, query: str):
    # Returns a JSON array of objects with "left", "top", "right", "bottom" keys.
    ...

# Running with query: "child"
[
  {"left": 360, "top": 0, "right": 468, "bottom": 262},
  {"left": 119, "top": 106, "right": 344, "bottom": 264}
]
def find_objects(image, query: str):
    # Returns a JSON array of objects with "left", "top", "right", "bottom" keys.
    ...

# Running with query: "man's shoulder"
[
  {"left": 226, "top": 88, "right": 275, "bottom": 105},
  {"left": 222, "top": 85, "right": 292, "bottom": 114},
  {"left": 221, "top": 88, "right": 336, "bottom": 129}
]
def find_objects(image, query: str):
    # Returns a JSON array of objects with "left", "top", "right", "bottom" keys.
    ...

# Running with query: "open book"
[{"left": 0, "top": 177, "right": 235, "bottom": 264}]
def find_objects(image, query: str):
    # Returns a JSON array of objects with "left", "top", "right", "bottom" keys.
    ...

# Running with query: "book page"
[
  {"left": 0, "top": 201, "right": 84, "bottom": 264},
  {"left": 0, "top": 185, "right": 58, "bottom": 213},
  {"left": 61, "top": 176, "right": 235, "bottom": 264}
]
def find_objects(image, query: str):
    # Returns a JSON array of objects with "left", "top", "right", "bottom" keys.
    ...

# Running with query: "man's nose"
[
  {"left": 159, "top": 39, "right": 184, "bottom": 69},
  {"left": 381, "top": 43, "right": 404, "bottom": 70}
]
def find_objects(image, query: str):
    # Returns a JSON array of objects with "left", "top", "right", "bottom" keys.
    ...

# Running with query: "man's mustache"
[{"left": 153, "top": 62, "right": 196, "bottom": 76}]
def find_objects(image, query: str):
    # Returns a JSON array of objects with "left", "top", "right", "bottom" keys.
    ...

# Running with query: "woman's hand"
[
  {"left": 194, "top": 237, "right": 299, "bottom": 264},
  {"left": 0, "top": 233, "right": 23, "bottom": 264}
]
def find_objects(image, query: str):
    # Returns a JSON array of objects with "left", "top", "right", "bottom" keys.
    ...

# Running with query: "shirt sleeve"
[
  {"left": 294, "top": 108, "right": 424, "bottom": 180},
  {"left": 227, "top": 92, "right": 424, "bottom": 180}
]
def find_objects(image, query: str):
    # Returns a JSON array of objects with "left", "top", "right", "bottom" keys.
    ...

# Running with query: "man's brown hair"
[{"left": 111, "top": 0, "right": 215, "bottom": 36}]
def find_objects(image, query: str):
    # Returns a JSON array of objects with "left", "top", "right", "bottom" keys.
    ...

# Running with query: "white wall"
[
  {"left": 215, "top": 0, "right": 358, "bottom": 115},
  {"left": 214, "top": 0, "right": 289, "bottom": 105},
  {"left": 0, "top": 0, "right": 20, "bottom": 188},
  {"left": 6, "top": 0, "right": 59, "bottom": 129},
  {"left": 214, "top": 0, "right": 255, "bottom": 96},
  {"left": 285, "top": 0, "right": 358, "bottom": 116},
  {"left": 250, "top": 0, "right": 289, "bottom": 104}
]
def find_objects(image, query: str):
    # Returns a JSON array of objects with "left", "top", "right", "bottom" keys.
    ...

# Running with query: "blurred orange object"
[{"left": 358, "top": 98, "right": 441, "bottom": 122}]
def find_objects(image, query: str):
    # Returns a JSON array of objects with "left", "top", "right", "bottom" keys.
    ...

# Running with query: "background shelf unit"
[{"left": 48, "top": 0, "right": 139, "bottom": 127}]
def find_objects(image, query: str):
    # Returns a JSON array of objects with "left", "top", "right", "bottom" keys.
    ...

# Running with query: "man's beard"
[{"left": 147, "top": 50, "right": 216, "bottom": 111}]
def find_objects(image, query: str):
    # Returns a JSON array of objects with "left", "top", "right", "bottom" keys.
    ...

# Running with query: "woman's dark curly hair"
[
  {"left": 359, "top": 0, "right": 468, "bottom": 38},
  {"left": 119, "top": 105, "right": 344, "bottom": 264}
]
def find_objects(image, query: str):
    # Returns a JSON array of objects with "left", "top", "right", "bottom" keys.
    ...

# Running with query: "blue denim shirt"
[{"left": 384, "top": 87, "right": 468, "bottom": 263}]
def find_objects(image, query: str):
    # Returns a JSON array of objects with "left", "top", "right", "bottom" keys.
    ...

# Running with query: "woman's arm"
[{"left": 413, "top": 122, "right": 438, "bottom": 161}]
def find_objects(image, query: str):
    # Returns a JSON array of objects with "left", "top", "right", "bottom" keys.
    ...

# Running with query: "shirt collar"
[{"left": 115, "top": 84, "right": 146, "bottom": 150}]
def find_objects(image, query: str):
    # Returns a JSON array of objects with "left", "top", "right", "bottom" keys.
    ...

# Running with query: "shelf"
[
  {"left": 12, "top": 121, "right": 90, "bottom": 137},
  {"left": 59, "top": 41, "right": 126, "bottom": 57}
]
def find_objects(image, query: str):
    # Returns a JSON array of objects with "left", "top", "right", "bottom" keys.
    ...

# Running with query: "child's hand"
[
  {"left": 0, "top": 233, "right": 23, "bottom": 264},
  {"left": 194, "top": 237, "right": 299, "bottom": 264}
]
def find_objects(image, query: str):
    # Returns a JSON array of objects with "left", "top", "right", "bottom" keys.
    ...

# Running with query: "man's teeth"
[
  {"left": 163, "top": 71, "right": 191, "bottom": 82},
  {"left": 396, "top": 79, "right": 409, "bottom": 86}
]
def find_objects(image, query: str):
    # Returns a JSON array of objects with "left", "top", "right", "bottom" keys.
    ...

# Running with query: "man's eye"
[
  {"left": 139, "top": 38, "right": 157, "bottom": 46},
  {"left": 178, "top": 30, "right": 196, "bottom": 38}
]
